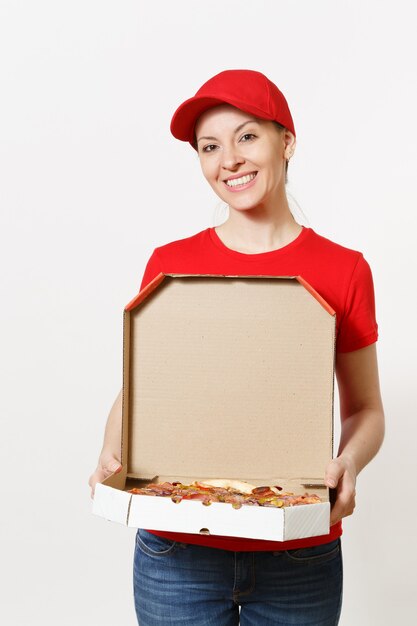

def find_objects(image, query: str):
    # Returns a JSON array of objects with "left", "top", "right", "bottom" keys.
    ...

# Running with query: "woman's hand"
[
  {"left": 324, "top": 454, "right": 357, "bottom": 526},
  {"left": 88, "top": 452, "right": 122, "bottom": 499}
]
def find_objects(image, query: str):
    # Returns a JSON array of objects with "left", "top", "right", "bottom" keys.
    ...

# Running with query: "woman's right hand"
[{"left": 88, "top": 452, "right": 122, "bottom": 498}]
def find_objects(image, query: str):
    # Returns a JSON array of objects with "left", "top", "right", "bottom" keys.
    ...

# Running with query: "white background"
[{"left": 1, "top": 1, "right": 416, "bottom": 624}]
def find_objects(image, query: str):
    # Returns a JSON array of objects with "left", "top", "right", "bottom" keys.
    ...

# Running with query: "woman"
[{"left": 89, "top": 69, "right": 385, "bottom": 625}]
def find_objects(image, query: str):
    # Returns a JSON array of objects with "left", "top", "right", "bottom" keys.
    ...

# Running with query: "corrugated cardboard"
[{"left": 93, "top": 274, "right": 336, "bottom": 541}]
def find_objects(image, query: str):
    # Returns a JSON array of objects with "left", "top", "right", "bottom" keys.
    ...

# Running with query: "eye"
[
  {"left": 240, "top": 133, "right": 256, "bottom": 142},
  {"left": 202, "top": 144, "right": 218, "bottom": 153}
]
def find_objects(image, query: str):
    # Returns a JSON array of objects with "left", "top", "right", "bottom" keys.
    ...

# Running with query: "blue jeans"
[{"left": 133, "top": 529, "right": 343, "bottom": 625}]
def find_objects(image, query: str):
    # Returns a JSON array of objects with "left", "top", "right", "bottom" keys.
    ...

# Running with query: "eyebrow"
[{"left": 196, "top": 120, "right": 260, "bottom": 143}]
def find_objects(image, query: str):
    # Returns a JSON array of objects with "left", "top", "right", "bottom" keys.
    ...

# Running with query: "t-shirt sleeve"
[
  {"left": 139, "top": 248, "right": 163, "bottom": 291},
  {"left": 337, "top": 254, "right": 379, "bottom": 353}
]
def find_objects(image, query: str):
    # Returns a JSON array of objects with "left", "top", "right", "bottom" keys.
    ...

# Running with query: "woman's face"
[{"left": 195, "top": 103, "right": 294, "bottom": 213}]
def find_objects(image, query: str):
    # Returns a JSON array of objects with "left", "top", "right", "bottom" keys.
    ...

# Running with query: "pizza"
[{"left": 128, "top": 478, "right": 322, "bottom": 509}]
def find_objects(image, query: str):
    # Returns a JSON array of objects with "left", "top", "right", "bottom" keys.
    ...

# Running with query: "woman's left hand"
[{"left": 324, "top": 455, "right": 357, "bottom": 526}]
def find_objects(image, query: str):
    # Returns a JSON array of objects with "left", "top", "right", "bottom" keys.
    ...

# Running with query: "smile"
[{"left": 224, "top": 172, "right": 258, "bottom": 190}]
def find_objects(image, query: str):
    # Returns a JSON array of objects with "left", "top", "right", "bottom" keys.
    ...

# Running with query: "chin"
[{"left": 229, "top": 204, "right": 260, "bottom": 213}]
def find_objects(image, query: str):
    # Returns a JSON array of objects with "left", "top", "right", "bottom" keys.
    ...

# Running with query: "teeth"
[{"left": 226, "top": 172, "right": 256, "bottom": 187}]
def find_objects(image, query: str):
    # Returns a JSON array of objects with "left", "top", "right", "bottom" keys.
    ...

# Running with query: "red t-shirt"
[{"left": 137, "top": 225, "right": 379, "bottom": 551}]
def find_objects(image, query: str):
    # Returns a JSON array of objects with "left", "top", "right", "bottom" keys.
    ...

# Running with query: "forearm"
[
  {"left": 337, "top": 406, "right": 385, "bottom": 476},
  {"left": 89, "top": 388, "right": 123, "bottom": 496},
  {"left": 326, "top": 344, "right": 384, "bottom": 522},
  {"left": 100, "top": 387, "right": 123, "bottom": 459}
]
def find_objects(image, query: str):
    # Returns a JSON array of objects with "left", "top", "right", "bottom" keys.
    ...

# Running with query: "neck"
[{"left": 217, "top": 199, "right": 301, "bottom": 255}]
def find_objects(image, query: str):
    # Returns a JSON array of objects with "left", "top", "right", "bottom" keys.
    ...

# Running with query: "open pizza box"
[{"left": 93, "top": 273, "right": 336, "bottom": 541}]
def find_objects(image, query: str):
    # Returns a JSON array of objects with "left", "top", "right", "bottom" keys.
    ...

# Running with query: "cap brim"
[{"left": 170, "top": 95, "right": 275, "bottom": 148}]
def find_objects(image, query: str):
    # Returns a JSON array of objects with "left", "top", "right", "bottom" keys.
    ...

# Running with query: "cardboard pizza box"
[{"left": 92, "top": 274, "right": 336, "bottom": 541}]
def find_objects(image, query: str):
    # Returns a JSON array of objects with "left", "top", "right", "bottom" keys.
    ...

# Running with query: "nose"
[{"left": 221, "top": 143, "right": 245, "bottom": 171}]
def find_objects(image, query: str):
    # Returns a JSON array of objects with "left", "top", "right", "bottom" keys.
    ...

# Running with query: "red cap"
[{"left": 170, "top": 69, "right": 296, "bottom": 150}]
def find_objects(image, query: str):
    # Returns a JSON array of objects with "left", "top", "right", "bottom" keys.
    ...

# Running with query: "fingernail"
[{"left": 327, "top": 479, "right": 336, "bottom": 487}]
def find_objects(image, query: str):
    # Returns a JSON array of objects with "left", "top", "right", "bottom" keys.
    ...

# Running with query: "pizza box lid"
[{"left": 120, "top": 273, "right": 336, "bottom": 487}]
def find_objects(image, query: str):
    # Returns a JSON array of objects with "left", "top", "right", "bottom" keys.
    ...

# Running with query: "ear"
[{"left": 283, "top": 130, "right": 296, "bottom": 159}]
